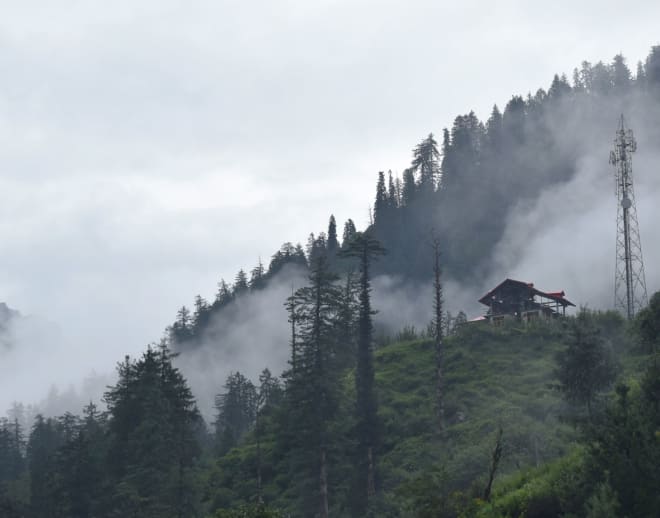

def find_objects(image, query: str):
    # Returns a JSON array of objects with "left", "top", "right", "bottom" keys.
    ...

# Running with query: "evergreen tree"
[
  {"left": 214, "top": 279, "right": 233, "bottom": 308},
  {"left": 27, "top": 415, "right": 61, "bottom": 517},
  {"left": 401, "top": 168, "right": 416, "bottom": 207},
  {"left": 485, "top": 105, "right": 503, "bottom": 151},
  {"left": 555, "top": 311, "right": 619, "bottom": 419},
  {"left": 635, "top": 291, "right": 660, "bottom": 352},
  {"left": 268, "top": 242, "right": 308, "bottom": 277},
  {"left": 387, "top": 171, "right": 397, "bottom": 210},
  {"left": 104, "top": 345, "right": 202, "bottom": 516},
  {"left": 250, "top": 259, "right": 266, "bottom": 290},
  {"left": 636, "top": 60, "right": 646, "bottom": 85},
  {"left": 341, "top": 219, "right": 357, "bottom": 249},
  {"left": 336, "top": 271, "right": 359, "bottom": 370},
  {"left": 171, "top": 306, "right": 193, "bottom": 343},
  {"left": 373, "top": 171, "right": 388, "bottom": 227},
  {"left": 234, "top": 270, "right": 249, "bottom": 296},
  {"left": 585, "top": 363, "right": 660, "bottom": 516},
  {"left": 611, "top": 54, "right": 631, "bottom": 92},
  {"left": 645, "top": 45, "right": 660, "bottom": 88},
  {"left": 327, "top": 215, "right": 339, "bottom": 256},
  {"left": 193, "top": 295, "right": 211, "bottom": 334},
  {"left": 255, "top": 369, "right": 282, "bottom": 503},
  {"left": 340, "top": 231, "right": 385, "bottom": 514},
  {"left": 431, "top": 237, "right": 445, "bottom": 432},
  {"left": 285, "top": 254, "right": 343, "bottom": 518},
  {"left": 215, "top": 372, "right": 257, "bottom": 454},
  {"left": 412, "top": 133, "right": 441, "bottom": 195},
  {"left": 548, "top": 73, "right": 572, "bottom": 99}
]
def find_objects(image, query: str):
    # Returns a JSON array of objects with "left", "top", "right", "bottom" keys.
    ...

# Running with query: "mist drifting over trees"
[{"left": 2, "top": 37, "right": 660, "bottom": 518}]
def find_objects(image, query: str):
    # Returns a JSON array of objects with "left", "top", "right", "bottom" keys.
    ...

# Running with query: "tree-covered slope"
[{"left": 205, "top": 319, "right": 589, "bottom": 515}]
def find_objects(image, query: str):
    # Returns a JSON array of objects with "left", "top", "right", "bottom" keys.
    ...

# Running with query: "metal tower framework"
[{"left": 610, "top": 115, "right": 648, "bottom": 319}]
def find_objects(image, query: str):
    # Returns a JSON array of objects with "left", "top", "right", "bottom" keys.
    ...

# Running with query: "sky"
[{"left": 1, "top": 0, "right": 660, "bottom": 408}]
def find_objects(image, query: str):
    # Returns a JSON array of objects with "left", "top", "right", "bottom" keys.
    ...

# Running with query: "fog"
[
  {"left": 486, "top": 93, "right": 660, "bottom": 313},
  {"left": 175, "top": 265, "right": 308, "bottom": 417},
  {"left": 2, "top": 2, "right": 660, "bottom": 419}
]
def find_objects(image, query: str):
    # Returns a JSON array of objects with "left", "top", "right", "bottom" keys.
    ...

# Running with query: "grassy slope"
[
  {"left": 376, "top": 319, "right": 575, "bottom": 499},
  {"left": 207, "top": 318, "right": 624, "bottom": 514}
]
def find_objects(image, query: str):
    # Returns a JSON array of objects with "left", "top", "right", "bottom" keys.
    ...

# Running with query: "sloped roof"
[{"left": 478, "top": 278, "right": 575, "bottom": 307}]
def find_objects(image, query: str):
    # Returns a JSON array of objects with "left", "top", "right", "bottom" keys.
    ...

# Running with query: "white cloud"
[{"left": 2, "top": 0, "right": 660, "bottom": 411}]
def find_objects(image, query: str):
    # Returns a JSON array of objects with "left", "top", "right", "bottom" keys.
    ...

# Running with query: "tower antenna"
[{"left": 610, "top": 115, "right": 648, "bottom": 319}]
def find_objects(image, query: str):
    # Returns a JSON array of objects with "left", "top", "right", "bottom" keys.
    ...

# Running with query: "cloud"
[
  {"left": 174, "top": 264, "right": 308, "bottom": 418},
  {"left": 487, "top": 91, "right": 660, "bottom": 313},
  {"left": 2, "top": 1, "right": 660, "bottom": 415}
]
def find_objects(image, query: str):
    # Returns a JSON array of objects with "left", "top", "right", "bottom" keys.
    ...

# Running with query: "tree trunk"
[
  {"left": 367, "top": 446, "right": 376, "bottom": 498},
  {"left": 256, "top": 411, "right": 263, "bottom": 504},
  {"left": 432, "top": 238, "right": 445, "bottom": 432},
  {"left": 484, "top": 427, "right": 503, "bottom": 502},
  {"left": 319, "top": 447, "right": 329, "bottom": 518}
]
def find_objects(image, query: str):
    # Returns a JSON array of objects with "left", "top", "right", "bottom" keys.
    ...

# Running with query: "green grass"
[
  {"left": 374, "top": 320, "right": 575, "bottom": 496},
  {"left": 205, "top": 314, "right": 648, "bottom": 515}
]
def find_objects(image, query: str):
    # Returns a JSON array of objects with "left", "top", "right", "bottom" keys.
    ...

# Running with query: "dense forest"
[{"left": 2, "top": 47, "right": 660, "bottom": 517}]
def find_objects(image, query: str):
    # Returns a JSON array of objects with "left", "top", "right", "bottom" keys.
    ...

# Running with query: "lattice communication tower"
[{"left": 609, "top": 115, "right": 648, "bottom": 319}]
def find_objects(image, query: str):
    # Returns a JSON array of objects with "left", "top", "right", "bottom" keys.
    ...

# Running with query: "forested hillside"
[
  {"left": 2, "top": 47, "right": 660, "bottom": 517},
  {"left": 166, "top": 46, "right": 660, "bottom": 355}
]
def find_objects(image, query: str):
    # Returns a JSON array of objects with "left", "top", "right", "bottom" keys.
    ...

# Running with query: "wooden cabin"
[{"left": 478, "top": 278, "right": 575, "bottom": 324}]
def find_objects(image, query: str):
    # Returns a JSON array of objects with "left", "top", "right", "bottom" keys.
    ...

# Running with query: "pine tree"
[
  {"left": 234, "top": 270, "right": 249, "bottom": 296},
  {"left": 645, "top": 45, "right": 660, "bottom": 88},
  {"left": 548, "top": 73, "right": 572, "bottom": 99},
  {"left": 485, "top": 105, "right": 503, "bottom": 151},
  {"left": 339, "top": 231, "right": 385, "bottom": 514},
  {"left": 27, "top": 415, "right": 61, "bottom": 517},
  {"left": 250, "top": 259, "right": 266, "bottom": 290},
  {"left": 285, "top": 255, "right": 343, "bottom": 518},
  {"left": 636, "top": 60, "right": 646, "bottom": 85},
  {"left": 171, "top": 306, "right": 193, "bottom": 343},
  {"left": 341, "top": 219, "right": 357, "bottom": 248},
  {"left": 401, "top": 168, "right": 416, "bottom": 207},
  {"left": 555, "top": 311, "right": 619, "bottom": 419},
  {"left": 387, "top": 171, "right": 398, "bottom": 210},
  {"left": 411, "top": 133, "right": 441, "bottom": 195},
  {"left": 431, "top": 236, "right": 445, "bottom": 432},
  {"left": 104, "top": 345, "right": 202, "bottom": 516},
  {"left": 193, "top": 295, "right": 210, "bottom": 334},
  {"left": 327, "top": 215, "right": 339, "bottom": 255},
  {"left": 215, "top": 372, "right": 257, "bottom": 454},
  {"left": 214, "top": 279, "right": 233, "bottom": 308},
  {"left": 611, "top": 54, "right": 631, "bottom": 92},
  {"left": 373, "top": 171, "right": 388, "bottom": 227},
  {"left": 255, "top": 369, "right": 282, "bottom": 503}
]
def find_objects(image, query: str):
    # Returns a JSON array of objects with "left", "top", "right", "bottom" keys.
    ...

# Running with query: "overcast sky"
[{"left": 1, "top": 1, "right": 660, "bottom": 380}]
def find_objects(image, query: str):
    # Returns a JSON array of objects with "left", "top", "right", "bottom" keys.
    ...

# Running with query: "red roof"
[{"left": 478, "top": 278, "right": 575, "bottom": 307}]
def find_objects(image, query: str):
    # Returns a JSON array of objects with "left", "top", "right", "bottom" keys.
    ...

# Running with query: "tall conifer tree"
[{"left": 340, "top": 231, "right": 385, "bottom": 514}]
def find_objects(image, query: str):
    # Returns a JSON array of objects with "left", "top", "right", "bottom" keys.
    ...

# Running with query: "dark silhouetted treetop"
[
  {"left": 612, "top": 54, "right": 632, "bottom": 92},
  {"left": 250, "top": 259, "right": 266, "bottom": 290},
  {"left": 214, "top": 371, "right": 257, "bottom": 454},
  {"left": 411, "top": 133, "right": 441, "bottom": 194},
  {"left": 214, "top": 279, "right": 233, "bottom": 308},
  {"left": 327, "top": 215, "right": 339, "bottom": 255},
  {"left": 401, "top": 167, "right": 416, "bottom": 206},
  {"left": 341, "top": 219, "right": 356, "bottom": 248},
  {"left": 645, "top": 45, "right": 660, "bottom": 87},
  {"left": 387, "top": 170, "right": 398, "bottom": 209},
  {"left": 233, "top": 269, "right": 249, "bottom": 296},
  {"left": 268, "top": 242, "right": 308, "bottom": 277},
  {"left": 193, "top": 294, "right": 211, "bottom": 334},
  {"left": 373, "top": 171, "right": 387, "bottom": 227},
  {"left": 555, "top": 310, "right": 619, "bottom": 418},
  {"left": 485, "top": 104, "right": 503, "bottom": 151},
  {"left": 548, "top": 73, "right": 572, "bottom": 99}
]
